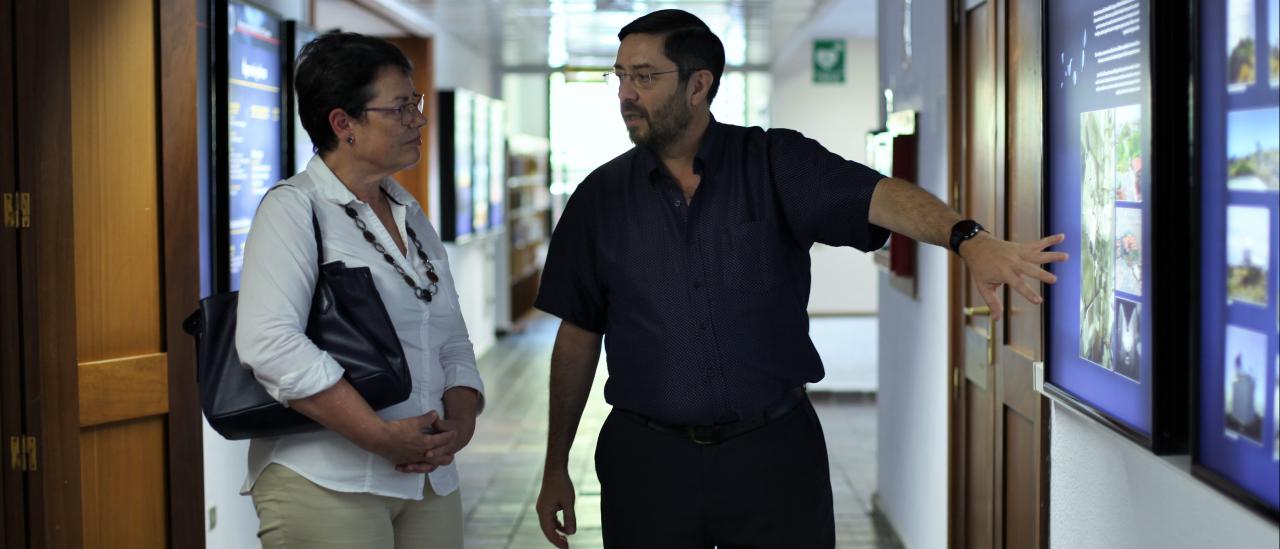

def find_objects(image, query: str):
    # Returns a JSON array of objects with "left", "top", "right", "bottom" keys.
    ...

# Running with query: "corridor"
[{"left": 458, "top": 314, "right": 903, "bottom": 549}]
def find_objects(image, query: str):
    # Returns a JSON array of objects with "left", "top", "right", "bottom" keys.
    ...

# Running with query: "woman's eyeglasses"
[{"left": 365, "top": 93, "right": 426, "bottom": 126}]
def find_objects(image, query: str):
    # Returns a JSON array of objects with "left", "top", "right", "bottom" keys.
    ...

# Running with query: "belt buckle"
[{"left": 687, "top": 425, "right": 715, "bottom": 445}]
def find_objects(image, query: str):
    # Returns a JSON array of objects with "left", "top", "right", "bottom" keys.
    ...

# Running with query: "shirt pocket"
[{"left": 722, "top": 220, "right": 787, "bottom": 293}]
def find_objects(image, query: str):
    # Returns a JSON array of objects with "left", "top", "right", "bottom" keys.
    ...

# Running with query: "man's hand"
[
  {"left": 959, "top": 233, "right": 1069, "bottom": 321},
  {"left": 536, "top": 469, "right": 577, "bottom": 548}
]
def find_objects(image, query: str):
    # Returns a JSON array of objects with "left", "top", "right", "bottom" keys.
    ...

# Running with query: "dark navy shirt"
[{"left": 535, "top": 118, "right": 888, "bottom": 425}]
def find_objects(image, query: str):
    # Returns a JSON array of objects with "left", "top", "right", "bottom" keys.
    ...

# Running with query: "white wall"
[
  {"left": 1050, "top": 403, "right": 1279, "bottom": 549},
  {"left": 874, "top": 1, "right": 951, "bottom": 548},
  {"left": 771, "top": 34, "right": 880, "bottom": 316}
]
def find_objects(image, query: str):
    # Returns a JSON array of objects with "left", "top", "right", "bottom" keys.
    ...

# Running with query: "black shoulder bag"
[{"left": 183, "top": 188, "right": 412, "bottom": 440}]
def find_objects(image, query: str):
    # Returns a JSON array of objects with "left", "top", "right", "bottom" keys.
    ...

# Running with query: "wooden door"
[{"left": 949, "top": 0, "right": 1049, "bottom": 547}]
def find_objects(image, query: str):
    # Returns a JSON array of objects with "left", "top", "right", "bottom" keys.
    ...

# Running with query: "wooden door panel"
[
  {"left": 1002, "top": 410, "right": 1036, "bottom": 549},
  {"left": 965, "top": 383, "right": 995, "bottom": 549},
  {"left": 70, "top": 0, "right": 162, "bottom": 361},
  {"left": 965, "top": 3, "right": 996, "bottom": 315},
  {"left": 69, "top": 0, "right": 168, "bottom": 546},
  {"left": 80, "top": 418, "right": 168, "bottom": 549},
  {"left": 1007, "top": 0, "right": 1045, "bottom": 353}
]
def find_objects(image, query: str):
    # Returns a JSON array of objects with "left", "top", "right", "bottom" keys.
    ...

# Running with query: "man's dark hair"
[
  {"left": 294, "top": 32, "right": 412, "bottom": 155},
  {"left": 618, "top": 9, "right": 726, "bottom": 104}
]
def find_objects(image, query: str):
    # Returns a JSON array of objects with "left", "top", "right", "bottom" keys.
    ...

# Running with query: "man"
[{"left": 534, "top": 9, "right": 1066, "bottom": 549}]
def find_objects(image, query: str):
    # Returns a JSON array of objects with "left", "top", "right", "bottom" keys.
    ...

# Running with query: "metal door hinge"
[
  {"left": 3, "top": 192, "right": 30, "bottom": 229},
  {"left": 24, "top": 435, "right": 37, "bottom": 472},
  {"left": 8, "top": 435, "right": 36, "bottom": 471},
  {"left": 8, "top": 436, "right": 20, "bottom": 470}
]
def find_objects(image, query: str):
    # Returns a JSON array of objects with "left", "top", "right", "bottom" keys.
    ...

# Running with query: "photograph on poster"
[
  {"left": 1226, "top": 205, "right": 1271, "bottom": 306},
  {"left": 1115, "top": 207, "right": 1143, "bottom": 296},
  {"left": 1224, "top": 325, "right": 1268, "bottom": 444},
  {"left": 1112, "top": 297, "right": 1142, "bottom": 382},
  {"left": 1114, "top": 104, "right": 1143, "bottom": 202},
  {"left": 1227, "top": 107, "right": 1280, "bottom": 191},
  {"left": 1080, "top": 108, "right": 1117, "bottom": 369},
  {"left": 1271, "top": 0, "right": 1279, "bottom": 87},
  {"left": 1228, "top": 0, "right": 1257, "bottom": 91}
]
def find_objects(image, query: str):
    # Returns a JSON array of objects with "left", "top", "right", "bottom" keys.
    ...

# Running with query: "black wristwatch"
[{"left": 949, "top": 220, "right": 987, "bottom": 255}]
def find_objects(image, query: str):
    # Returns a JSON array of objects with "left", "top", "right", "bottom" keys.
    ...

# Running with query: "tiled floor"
[{"left": 458, "top": 313, "right": 904, "bottom": 549}]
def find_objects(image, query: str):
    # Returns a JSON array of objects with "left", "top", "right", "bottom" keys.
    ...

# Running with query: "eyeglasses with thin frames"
[
  {"left": 365, "top": 92, "right": 426, "bottom": 126},
  {"left": 603, "top": 68, "right": 704, "bottom": 90}
]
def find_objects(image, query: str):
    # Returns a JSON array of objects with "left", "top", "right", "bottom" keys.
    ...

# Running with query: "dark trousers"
[{"left": 594, "top": 398, "right": 835, "bottom": 549}]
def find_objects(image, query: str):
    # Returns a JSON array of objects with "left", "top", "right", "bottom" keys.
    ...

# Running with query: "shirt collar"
[
  {"left": 306, "top": 155, "right": 422, "bottom": 212},
  {"left": 638, "top": 115, "right": 726, "bottom": 183}
]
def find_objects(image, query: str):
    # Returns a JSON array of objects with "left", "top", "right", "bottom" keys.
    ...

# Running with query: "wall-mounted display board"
[
  {"left": 1043, "top": 0, "right": 1191, "bottom": 453},
  {"left": 472, "top": 94, "right": 492, "bottom": 233},
  {"left": 438, "top": 89, "right": 475, "bottom": 242},
  {"left": 489, "top": 100, "right": 507, "bottom": 230},
  {"left": 214, "top": 0, "right": 286, "bottom": 292},
  {"left": 1193, "top": 0, "right": 1280, "bottom": 520}
]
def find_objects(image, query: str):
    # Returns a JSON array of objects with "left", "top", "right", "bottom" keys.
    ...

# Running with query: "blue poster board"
[
  {"left": 490, "top": 100, "right": 506, "bottom": 229},
  {"left": 1045, "top": 0, "right": 1156, "bottom": 437},
  {"left": 1194, "top": 0, "right": 1280, "bottom": 518},
  {"left": 224, "top": 0, "right": 283, "bottom": 291}
]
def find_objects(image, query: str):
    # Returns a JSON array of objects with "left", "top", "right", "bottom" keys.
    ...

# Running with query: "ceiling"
[{"left": 332, "top": 0, "right": 876, "bottom": 69}]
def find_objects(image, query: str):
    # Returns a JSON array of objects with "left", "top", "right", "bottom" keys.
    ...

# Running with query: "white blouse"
[{"left": 235, "top": 156, "right": 484, "bottom": 500}]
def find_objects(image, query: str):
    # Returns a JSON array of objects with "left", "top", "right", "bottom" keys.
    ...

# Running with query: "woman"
[{"left": 236, "top": 32, "right": 483, "bottom": 548}]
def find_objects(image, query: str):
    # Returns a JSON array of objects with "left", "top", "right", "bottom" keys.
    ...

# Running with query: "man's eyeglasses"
[
  {"left": 365, "top": 93, "right": 425, "bottom": 126},
  {"left": 603, "top": 68, "right": 704, "bottom": 90}
]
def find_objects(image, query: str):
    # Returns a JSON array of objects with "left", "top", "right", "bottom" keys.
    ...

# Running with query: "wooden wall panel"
[
  {"left": 79, "top": 418, "right": 167, "bottom": 549},
  {"left": 387, "top": 37, "right": 435, "bottom": 207},
  {"left": 70, "top": 0, "right": 161, "bottom": 362}
]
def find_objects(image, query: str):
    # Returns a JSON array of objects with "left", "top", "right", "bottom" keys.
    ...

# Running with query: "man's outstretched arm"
[{"left": 867, "top": 177, "right": 1069, "bottom": 320}]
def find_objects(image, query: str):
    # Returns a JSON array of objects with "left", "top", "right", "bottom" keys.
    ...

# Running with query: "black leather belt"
[{"left": 618, "top": 387, "right": 808, "bottom": 445}]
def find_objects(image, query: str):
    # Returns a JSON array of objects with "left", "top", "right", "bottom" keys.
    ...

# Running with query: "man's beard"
[{"left": 623, "top": 89, "right": 692, "bottom": 153}]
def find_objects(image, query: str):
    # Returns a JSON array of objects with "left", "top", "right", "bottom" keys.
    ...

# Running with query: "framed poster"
[
  {"left": 1043, "top": 0, "right": 1192, "bottom": 452},
  {"left": 1193, "top": 0, "right": 1280, "bottom": 520},
  {"left": 472, "top": 94, "right": 491, "bottom": 235},
  {"left": 214, "top": 0, "right": 286, "bottom": 292},
  {"left": 438, "top": 89, "right": 475, "bottom": 242},
  {"left": 489, "top": 99, "right": 507, "bottom": 230}
]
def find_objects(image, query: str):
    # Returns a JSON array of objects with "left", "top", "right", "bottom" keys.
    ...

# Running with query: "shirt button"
[{"left": 673, "top": 200, "right": 681, "bottom": 207}]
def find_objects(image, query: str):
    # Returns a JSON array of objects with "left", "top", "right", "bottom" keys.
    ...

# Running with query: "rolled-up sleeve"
[
  {"left": 436, "top": 250, "right": 486, "bottom": 413},
  {"left": 235, "top": 187, "right": 344, "bottom": 405},
  {"left": 766, "top": 128, "right": 890, "bottom": 251}
]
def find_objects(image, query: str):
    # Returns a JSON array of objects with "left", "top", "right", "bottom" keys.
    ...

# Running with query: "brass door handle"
[{"left": 963, "top": 306, "right": 991, "bottom": 317}]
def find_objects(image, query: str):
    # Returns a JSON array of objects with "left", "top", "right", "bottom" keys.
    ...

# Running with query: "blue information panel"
[
  {"left": 1196, "top": 0, "right": 1280, "bottom": 515},
  {"left": 454, "top": 90, "right": 474, "bottom": 240},
  {"left": 472, "top": 94, "right": 491, "bottom": 234},
  {"left": 226, "top": 1, "right": 283, "bottom": 290},
  {"left": 1046, "top": 0, "right": 1154, "bottom": 436},
  {"left": 490, "top": 100, "right": 506, "bottom": 229}
]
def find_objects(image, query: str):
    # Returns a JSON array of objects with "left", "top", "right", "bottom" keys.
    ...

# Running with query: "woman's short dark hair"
[
  {"left": 294, "top": 32, "right": 412, "bottom": 155},
  {"left": 618, "top": 9, "right": 726, "bottom": 103}
]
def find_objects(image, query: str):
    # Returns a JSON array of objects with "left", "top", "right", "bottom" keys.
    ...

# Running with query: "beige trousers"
[{"left": 251, "top": 463, "right": 463, "bottom": 549}]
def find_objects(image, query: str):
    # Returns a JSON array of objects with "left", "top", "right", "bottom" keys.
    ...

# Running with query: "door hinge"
[
  {"left": 24, "top": 435, "right": 37, "bottom": 472},
  {"left": 3, "top": 192, "right": 30, "bottom": 229},
  {"left": 8, "top": 435, "right": 36, "bottom": 472},
  {"left": 952, "top": 368, "right": 960, "bottom": 398},
  {"left": 8, "top": 436, "right": 21, "bottom": 471}
]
